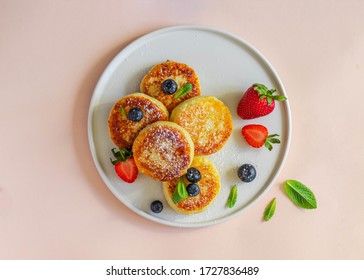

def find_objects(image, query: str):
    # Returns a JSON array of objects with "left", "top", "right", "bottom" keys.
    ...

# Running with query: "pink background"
[{"left": 1, "top": 0, "right": 363, "bottom": 259}]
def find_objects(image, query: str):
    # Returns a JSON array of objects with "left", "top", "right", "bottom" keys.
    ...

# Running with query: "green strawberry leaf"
[
  {"left": 273, "top": 95, "right": 287, "bottom": 101},
  {"left": 258, "top": 95, "right": 266, "bottom": 101},
  {"left": 254, "top": 83, "right": 268, "bottom": 96},
  {"left": 110, "top": 147, "right": 132, "bottom": 165},
  {"left": 264, "top": 141, "right": 273, "bottom": 151},
  {"left": 174, "top": 83, "right": 193, "bottom": 99},
  {"left": 227, "top": 185, "right": 238, "bottom": 208},
  {"left": 264, "top": 198, "right": 276, "bottom": 221},
  {"left": 268, "top": 138, "right": 281, "bottom": 144},
  {"left": 285, "top": 180, "right": 317, "bottom": 209},
  {"left": 266, "top": 96, "right": 273, "bottom": 105},
  {"left": 264, "top": 134, "right": 281, "bottom": 151},
  {"left": 253, "top": 83, "right": 286, "bottom": 103},
  {"left": 269, "top": 134, "right": 279, "bottom": 138}
]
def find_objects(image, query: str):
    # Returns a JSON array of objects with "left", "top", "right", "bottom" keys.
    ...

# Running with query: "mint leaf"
[
  {"left": 227, "top": 185, "right": 238, "bottom": 208},
  {"left": 119, "top": 105, "right": 127, "bottom": 119},
  {"left": 264, "top": 198, "right": 276, "bottom": 221},
  {"left": 285, "top": 180, "right": 317, "bottom": 209},
  {"left": 177, "top": 178, "right": 188, "bottom": 198},
  {"left": 172, "top": 190, "right": 181, "bottom": 204},
  {"left": 174, "top": 83, "right": 193, "bottom": 99},
  {"left": 172, "top": 177, "right": 188, "bottom": 204}
]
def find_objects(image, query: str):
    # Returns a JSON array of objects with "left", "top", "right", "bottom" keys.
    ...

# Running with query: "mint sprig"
[
  {"left": 227, "top": 185, "right": 238, "bottom": 208},
  {"left": 285, "top": 180, "right": 317, "bottom": 209},
  {"left": 174, "top": 83, "right": 193, "bottom": 99},
  {"left": 119, "top": 105, "right": 127, "bottom": 120},
  {"left": 264, "top": 198, "right": 276, "bottom": 221},
  {"left": 172, "top": 177, "right": 188, "bottom": 204}
]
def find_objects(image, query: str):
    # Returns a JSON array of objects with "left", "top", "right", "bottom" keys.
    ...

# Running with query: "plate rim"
[{"left": 87, "top": 24, "right": 292, "bottom": 228}]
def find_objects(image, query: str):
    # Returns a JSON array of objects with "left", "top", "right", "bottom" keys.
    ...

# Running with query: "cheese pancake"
[
  {"left": 163, "top": 156, "right": 220, "bottom": 214},
  {"left": 108, "top": 93, "right": 169, "bottom": 148},
  {"left": 132, "top": 121, "right": 194, "bottom": 182},
  {"left": 140, "top": 60, "right": 201, "bottom": 113},
  {"left": 170, "top": 96, "right": 233, "bottom": 156}
]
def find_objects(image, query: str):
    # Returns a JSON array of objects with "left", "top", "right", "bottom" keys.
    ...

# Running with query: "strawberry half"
[
  {"left": 241, "top": 124, "right": 281, "bottom": 151},
  {"left": 110, "top": 147, "right": 138, "bottom": 183},
  {"left": 237, "top": 83, "right": 286, "bottom": 119}
]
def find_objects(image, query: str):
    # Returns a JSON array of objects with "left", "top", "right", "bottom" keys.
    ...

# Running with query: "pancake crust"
[
  {"left": 108, "top": 93, "right": 169, "bottom": 148},
  {"left": 140, "top": 60, "right": 201, "bottom": 112},
  {"left": 170, "top": 96, "right": 233, "bottom": 156},
  {"left": 132, "top": 121, "right": 194, "bottom": 182},
  {"left": 163, "top": 156, "right": 220, "bottom": 214}
]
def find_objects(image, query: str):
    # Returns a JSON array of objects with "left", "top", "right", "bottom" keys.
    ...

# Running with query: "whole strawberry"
[
  {"left": 110, "top": 147, "right": 138, "bottom": 183},
  {"left": 237, "top": 83, "right": 286, "bottom": 119}
]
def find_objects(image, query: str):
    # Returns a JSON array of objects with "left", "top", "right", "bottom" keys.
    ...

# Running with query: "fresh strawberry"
[
  {"left": 241, "top": 124, "right": 280, "bottom": 151},
  {"left": 237, "top": 83, "right": 286, "bottom": 119},
  {"left": 110, "top": 147, "right": 138, "bottom": 183}
]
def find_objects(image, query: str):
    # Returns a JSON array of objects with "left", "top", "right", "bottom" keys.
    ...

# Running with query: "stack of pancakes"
[{"left": 108, "top": 60, "right": 233, "bottom": 214}]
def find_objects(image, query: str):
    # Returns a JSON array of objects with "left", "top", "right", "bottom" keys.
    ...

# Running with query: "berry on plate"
[
  {"left": 237, "top": 164, "right": 256, "bottom": 182},
  {"left": 110, "top": 147, "right": 138, "bottom": 183},
  {"left": 237, "top": 83, "right": 286, "bottom": 119},
  {"left": 241, "top": 124, "right": 281, "bottom": 151},
  {"left": 150, "top": 200, "right": 164, "bottom": 213}
]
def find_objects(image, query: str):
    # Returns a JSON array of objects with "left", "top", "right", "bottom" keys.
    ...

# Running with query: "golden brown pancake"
[
  {"left": 163, "top": 156, "right": 220, "bottom": 214},
  {"left": 170, "top": 96, "right": 233, "bottom": 156},
  {"left": 132, "top": 121, "right": 194, "bottom": 182},
  {"left": 140, "top": 60, "right": 201, "bottom": 113},
  {"left": 108, "top": 93, "right": 169, "bottom": 148}
]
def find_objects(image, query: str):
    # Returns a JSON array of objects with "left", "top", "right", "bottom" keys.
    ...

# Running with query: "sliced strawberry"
[
  {"left": 241, "top": 124, "right": 281, "bottom": 151},
  {"left": 237, "top": 84, "right": 286, "bottom": 120},
  {"left": 110, "top": 147, "right": 138, "bottom": 183},
  {"left": 114, "top": 158, "right": 138, "bottom": 183},
  {"left": 241, "top": 124, "right": 268, "bottom": 148}
]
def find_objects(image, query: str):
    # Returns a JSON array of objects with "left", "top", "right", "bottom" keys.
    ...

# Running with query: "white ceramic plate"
[{"left": 88, "top": 25, "right": 291, "bottom": 227}]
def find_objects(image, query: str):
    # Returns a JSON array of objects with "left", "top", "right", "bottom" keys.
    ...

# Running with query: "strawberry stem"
[
  {"left": 110, "top": 147, "right": 132, "bottom": 165},
  {"left": 264, "top": 134, "right": 281, "bottom": 151},
  {"left": 254, "top": 83, "right": 287, "bottom": 105}
]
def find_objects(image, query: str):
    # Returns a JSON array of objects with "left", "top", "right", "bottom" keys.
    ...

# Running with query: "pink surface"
[{"left": 1, "top": 0, "right": 363, "bottom": 259}]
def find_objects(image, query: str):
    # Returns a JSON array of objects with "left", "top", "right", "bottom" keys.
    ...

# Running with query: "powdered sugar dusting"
[{"left": 133, "top": 122, "right": 193, "bottom": 181}]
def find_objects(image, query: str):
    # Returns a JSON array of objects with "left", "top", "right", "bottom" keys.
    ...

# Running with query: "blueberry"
[
  {"left": 186, "top": 167, "right": 201, "bottom": 183},
  {"left": 150, "top": 200, "right": 163, "bottom": 213},
  {"left": 128, "top": 107, "right": 143, "bottom": 122},
  {"left": 162, "top": 79, "right": 178, "bottom": 94},
  {"left": 186, "top": 183, "right": 200, "bottom": 197},
  {"left": 237, "top": 164, "right": 256, "bottom": 182}
]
